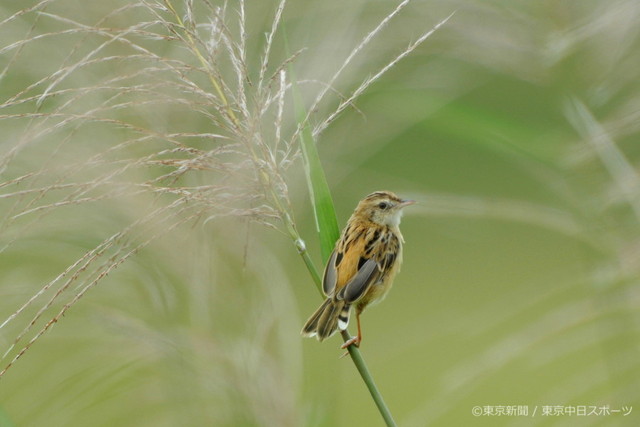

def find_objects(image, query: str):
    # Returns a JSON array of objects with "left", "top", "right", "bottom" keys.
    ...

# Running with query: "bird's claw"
[{"left": 340, "top": 336, "right": 360, "bottom": 349}]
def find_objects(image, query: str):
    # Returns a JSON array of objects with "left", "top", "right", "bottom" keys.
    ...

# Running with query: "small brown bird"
[{"left": 301, "top": 191, "right": 414, "bottom": 348}]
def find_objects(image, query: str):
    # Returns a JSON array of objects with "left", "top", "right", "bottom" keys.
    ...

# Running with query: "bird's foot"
[{"left": 340, "top": 336, "right": 360, "bottom": 349}]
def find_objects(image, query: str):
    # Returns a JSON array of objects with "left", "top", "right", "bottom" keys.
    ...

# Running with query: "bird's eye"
[{"left": 378, "top": 202, "right": 389, "bottom": 210}]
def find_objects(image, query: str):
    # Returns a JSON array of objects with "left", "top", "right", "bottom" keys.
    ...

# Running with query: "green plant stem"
[
  {"left": 295, "top": 229, "right": 397, "bottom": 427},
  {"left": 340, "top": 331, "right": 397, "bottom": 427}
]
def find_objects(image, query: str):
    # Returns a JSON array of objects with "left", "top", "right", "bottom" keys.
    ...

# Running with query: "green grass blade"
[
  {"left": 285, "top": 45, "right": 339, "bottom": 263},
  {"left": 297, "top": 111, "right": 340, "bottom": 261}
]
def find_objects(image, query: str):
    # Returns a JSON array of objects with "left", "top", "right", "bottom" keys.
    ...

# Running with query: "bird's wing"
[
  {"left": 338, "top": 257, "right": 381, "bottom": 303},
  {"left": 322, "top": 249, "right": 338, "bottom": 296}
]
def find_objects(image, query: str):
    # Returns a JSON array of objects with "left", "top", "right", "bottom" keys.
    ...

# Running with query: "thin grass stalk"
[
  {"left": 313, "top": 12, "right": 455, "bottom": 138},
  {"left": 565, "top": 98, "right": 640, "bottom": 220},
  {"left": 163, "top": 0, "right": 240, "bottom": 129}
]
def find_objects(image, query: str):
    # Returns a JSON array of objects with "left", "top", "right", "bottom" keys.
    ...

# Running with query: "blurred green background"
[{"left": 1, "top": 0, "right": 639, "bottom": 426}]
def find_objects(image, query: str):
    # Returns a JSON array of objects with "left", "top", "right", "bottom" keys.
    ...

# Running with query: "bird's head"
[{"left": 354, "top": 191, "right": 415, "bottom": 227}]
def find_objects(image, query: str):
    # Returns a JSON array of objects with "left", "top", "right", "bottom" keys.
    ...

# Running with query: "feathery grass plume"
[
  {"left": 0, "top": 0, "right": 453, "bottom": 425},
  {"left": 0, "top": 0, "right": 293, "bottom": 379}
]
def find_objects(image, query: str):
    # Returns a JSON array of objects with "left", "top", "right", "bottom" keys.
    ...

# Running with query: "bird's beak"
[{"left": 399, "top": 199, "right": 416, "bottom": 208}]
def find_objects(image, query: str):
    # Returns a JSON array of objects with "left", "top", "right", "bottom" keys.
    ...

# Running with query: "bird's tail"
[{"left": 301, "top": 298, "right": 351, "bottom": 341}]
